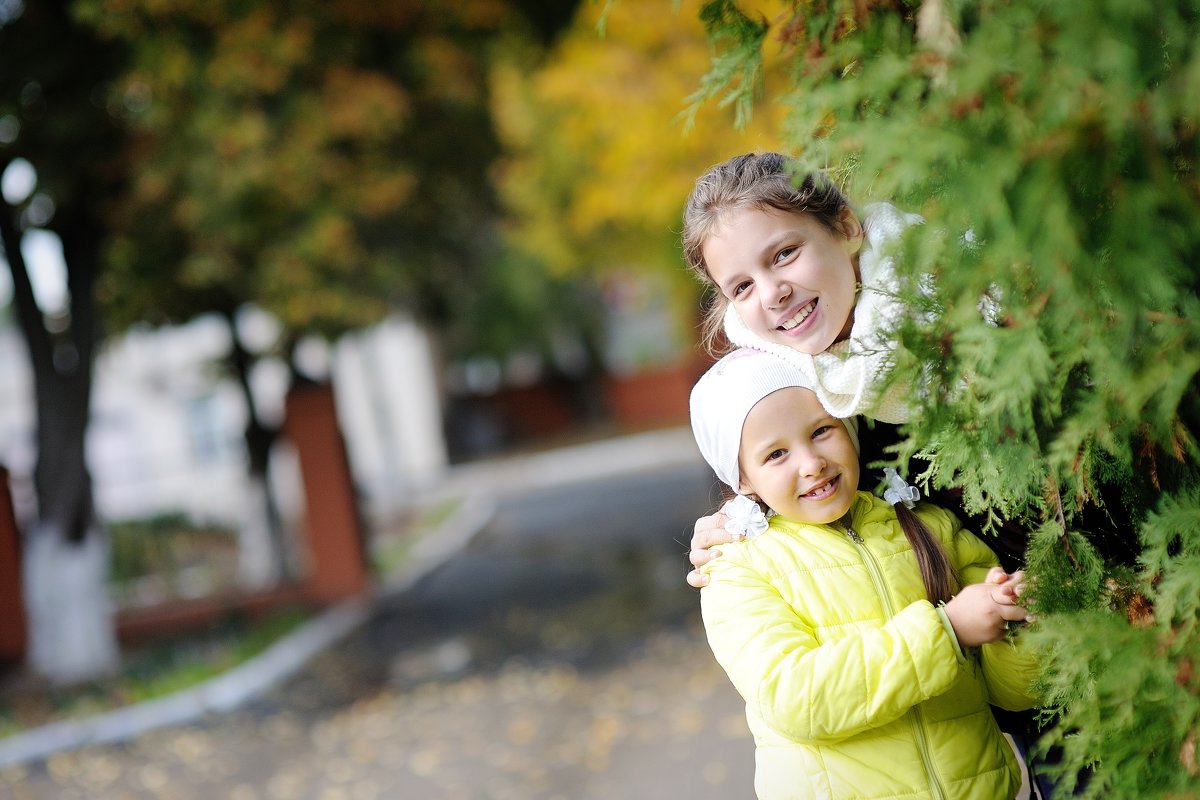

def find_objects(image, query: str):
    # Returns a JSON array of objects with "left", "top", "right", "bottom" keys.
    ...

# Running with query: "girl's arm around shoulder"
[{"left": 700, "top": 549, "right": 963, "bottom": 745}]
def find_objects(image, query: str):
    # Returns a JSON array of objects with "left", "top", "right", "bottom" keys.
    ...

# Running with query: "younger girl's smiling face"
[
  {"left": 703, "top": 205, "right": 863, "bottom": 355},
  {"left": 737, "top": 386, "right": 859, "bottom": 524}
]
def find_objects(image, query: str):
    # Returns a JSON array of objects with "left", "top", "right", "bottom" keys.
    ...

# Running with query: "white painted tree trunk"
[{"left": 23, "top": 523, "right": 119, "bottom": 685}]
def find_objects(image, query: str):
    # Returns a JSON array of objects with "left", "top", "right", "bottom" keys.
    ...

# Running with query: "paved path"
[{"left": 0, "top": 429, "right": 758, "bottom": 799}]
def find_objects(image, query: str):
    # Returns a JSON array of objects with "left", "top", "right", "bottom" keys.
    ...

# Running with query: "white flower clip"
[
  {"left": 724, "top": 494, "right": 773, "bottom": 540},
  {"left": 882, "top": 467, "right": 919, "bottom": 509}
]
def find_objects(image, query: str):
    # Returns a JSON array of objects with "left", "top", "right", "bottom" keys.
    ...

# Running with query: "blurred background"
[{"left": 0, "top": 0, "right": 791, "bottom": 797}]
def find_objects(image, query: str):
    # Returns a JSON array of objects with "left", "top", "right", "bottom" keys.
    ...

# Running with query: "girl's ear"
[{"left": 837, "top": 207, "right": 865, "bottom": 256}]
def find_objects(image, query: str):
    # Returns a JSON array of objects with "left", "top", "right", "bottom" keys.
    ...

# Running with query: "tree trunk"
[
  {"left": 221, "top": 308, "right": 293, "bottom": 587},
  {"left": 23, "top": 521, "right": 118, "bottom": 684},
  {"left": 0, "top": 179, "right": 119, "bottom": 684}
]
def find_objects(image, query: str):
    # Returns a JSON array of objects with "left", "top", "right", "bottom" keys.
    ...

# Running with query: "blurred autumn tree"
[
  {"left": 86, "top": 0, "right": 569, "bottom": 336},
  {"left": 78, "top": 0, "right": 573, "bottom": 586},
  {"left": 0, "top": 0, "right": 580, "bottom": 683},
  {"left": 490, "top": 0, "right": 796, "bottom": 361}
]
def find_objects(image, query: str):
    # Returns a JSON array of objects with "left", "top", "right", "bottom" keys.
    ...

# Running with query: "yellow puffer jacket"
[{"left": 701, "top": 492, "right": 1038, "bottom": 800}]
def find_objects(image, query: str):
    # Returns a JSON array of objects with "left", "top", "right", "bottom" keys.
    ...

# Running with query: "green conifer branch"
[{"left": 679, "top": 0, "right": 769, "bottom": 131}]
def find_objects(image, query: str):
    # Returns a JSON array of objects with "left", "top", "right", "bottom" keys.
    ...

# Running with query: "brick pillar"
[
  {"left": 0, "top": 465, "right": 27, "bottom": 663},
  {"left": 282, "top": 382, "right": 369, "bottom": 602}
]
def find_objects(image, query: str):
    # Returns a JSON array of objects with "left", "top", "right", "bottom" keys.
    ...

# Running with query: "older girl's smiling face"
[{"left": 703, "top": 205, "right": 863, "bottom": 355}]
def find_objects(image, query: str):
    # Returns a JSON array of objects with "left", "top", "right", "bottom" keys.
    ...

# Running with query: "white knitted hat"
[{"left": 690, "top": 348, "right": 859, "bottom": 491}]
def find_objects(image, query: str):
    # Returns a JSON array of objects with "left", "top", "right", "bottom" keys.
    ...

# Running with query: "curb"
[
  {"left": 377, "top": 493, "right": 498, "bottom": 599},
  {"left": 0, "top": 493, "right": 499, "bottom": 769}
]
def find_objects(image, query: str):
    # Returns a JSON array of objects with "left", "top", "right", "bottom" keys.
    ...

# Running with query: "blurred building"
[
  {"left": 0, "top": 312, "right": 447, "bottom": 538},
  {"left": 1, "top": 270, "right": 700, "bottom": 561},
  {"left": 441, "top": 270, "right": 700, "bottom": 462}
]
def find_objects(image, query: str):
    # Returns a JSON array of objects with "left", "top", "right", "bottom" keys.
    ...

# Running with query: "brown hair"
[
  {"left": 894, "top": 503, "right": 958, "bottom": 604},
  {"left": 682, "top": 152, "right": 857, "bottom": 354}
]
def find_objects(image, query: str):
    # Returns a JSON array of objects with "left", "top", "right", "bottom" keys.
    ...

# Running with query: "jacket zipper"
[{"left": 842, "top": 518, "right": 946, "bottom": 800}]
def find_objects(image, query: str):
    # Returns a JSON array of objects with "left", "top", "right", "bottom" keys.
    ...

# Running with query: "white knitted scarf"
[{"left": 722, "top": 202, "right": 923, "bottom": 424}]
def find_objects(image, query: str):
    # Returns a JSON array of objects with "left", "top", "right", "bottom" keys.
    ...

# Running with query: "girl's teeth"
[
  {"left": 805, "top": 478, "right": 837, "bottom": 499},
  {"left": 781, "top": 301, "right": 816, "bottom": 330}
]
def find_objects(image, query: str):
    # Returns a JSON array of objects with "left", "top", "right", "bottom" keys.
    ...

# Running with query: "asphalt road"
[{"left": 1, "top": 457, "right": 757, "bottom": 799}]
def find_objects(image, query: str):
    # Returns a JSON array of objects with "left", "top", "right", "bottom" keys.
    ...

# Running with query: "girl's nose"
[
  {"left": 762, "top": 279, "right": 791, "bottom": 310},
  {"left": 798, "top": 449, "right": 827, "bottom": 477}
]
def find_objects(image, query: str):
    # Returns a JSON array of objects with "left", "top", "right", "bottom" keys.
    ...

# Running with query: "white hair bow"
[
  {"left": 723, "top": 494, "right": 773, "bottom": 540},
  {"left": 883, "top": 467, "right": 919, "bottom": 509}
]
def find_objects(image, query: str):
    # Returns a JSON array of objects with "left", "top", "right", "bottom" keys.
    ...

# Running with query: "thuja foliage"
[{"left": 690, "top": 0, "right": 1200, "bottom": 794}]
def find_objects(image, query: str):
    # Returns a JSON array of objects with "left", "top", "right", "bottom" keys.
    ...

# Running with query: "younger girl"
[{"left": 690, "top": 347, "right": 1038, "bottom": 800}]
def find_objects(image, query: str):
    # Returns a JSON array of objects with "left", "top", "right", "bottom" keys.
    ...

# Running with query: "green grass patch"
[
  {"left": 107, "top": 513, "right": 240, "bottom": 608},
  {"left": 372, "top": 497, "right": 463, "bottom": 577},
  {"left": 0, "top": 607, "right": 309, "bottom": 740}
]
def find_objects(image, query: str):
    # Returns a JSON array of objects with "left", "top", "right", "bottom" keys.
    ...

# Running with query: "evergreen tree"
[{"left": 689, "top": 1, "right": 1200, "bottom": 795}]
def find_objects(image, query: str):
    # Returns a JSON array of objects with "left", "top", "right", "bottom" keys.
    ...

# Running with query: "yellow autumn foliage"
[
  {"left": 490, "top": 1, "right": 797, "bottom": 348},
  {"left": 493, "top": 0, "right": 795, "bottom": 277}
]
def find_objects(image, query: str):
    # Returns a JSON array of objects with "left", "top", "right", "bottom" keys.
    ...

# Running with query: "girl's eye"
[
  {"left": 732, "top": 280, "right": 752, "bottom": 297},
  {"left": 774, "top": 246, "right": 798, "bottom": 264},
  {"left": 812, "top": 425, "right": 833, "bottom": 439},
  {"left": 766, "top": 448, "right": 786, "bottom": 462}
]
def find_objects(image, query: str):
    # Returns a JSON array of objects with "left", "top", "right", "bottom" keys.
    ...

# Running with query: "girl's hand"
[
  {"left": 984, "top": 567, "right": 1027, "bottom": 607},
  {"left": 984, "top": 566, "right": 1009, "bottom": 585},
  {"left": 686, "top": 511, "right": 736, "bottom": 588},
  {"left": 943, "top": 582, "right": 1029, "bottom": 647}
]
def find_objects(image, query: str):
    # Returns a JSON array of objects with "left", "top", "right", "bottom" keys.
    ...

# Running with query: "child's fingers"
[
  {"left": 986, "top": 568, "right": 1030, "bottom": 605},
  {"left": 691, "top": 512, "right": 735, "bottom": 550},
  {"left": 686, "top": 511, "right": 735, "bottom": 590},
  {"left": 988, "top": 584, "right": 1020, "bottom": 605},
  {"left": 997, "top": 602, "right": 1029, "bottom": 623}
]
